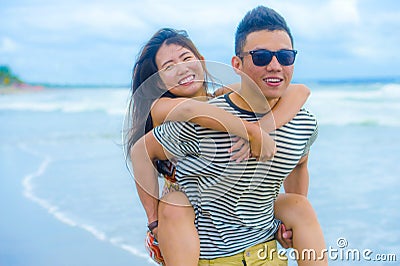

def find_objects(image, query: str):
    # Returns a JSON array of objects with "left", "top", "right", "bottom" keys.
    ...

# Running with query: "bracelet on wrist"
[{"left": 147, "top": 220, "right": 158, "bottom": 232}]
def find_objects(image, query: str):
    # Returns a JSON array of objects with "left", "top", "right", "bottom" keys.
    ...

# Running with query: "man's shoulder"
[
  {"left": 208, "top": 94, "right": 250, "bottom": 118},
  {"left": 280, "top": 107, "right": 318, "bottom": 134},
  {"left": 208, "top": 94, "right": 229, "bottom": 106},
  {"left": 293, "top": 108, "right": 318, "bottom": 125}
]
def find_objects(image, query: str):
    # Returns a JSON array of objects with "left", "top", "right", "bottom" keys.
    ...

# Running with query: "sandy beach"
[
  {"left": 0, "top": 152, "right": 148, "bottom": 266},
  {"left": 0, "top": 87, "right": 154, "bottom": 266}
]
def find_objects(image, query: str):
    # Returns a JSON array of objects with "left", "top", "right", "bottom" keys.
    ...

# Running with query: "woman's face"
[{"left": 155, "top": 43, "right": 206, "bottom": 98}]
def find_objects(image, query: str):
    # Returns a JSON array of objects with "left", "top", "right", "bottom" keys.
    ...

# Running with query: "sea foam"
[
  {"left": 307, "top": 83, "right": 400, "bottom": 126},
  {"left": 19, "top": 142, "right": 151, "bottom": 263}
]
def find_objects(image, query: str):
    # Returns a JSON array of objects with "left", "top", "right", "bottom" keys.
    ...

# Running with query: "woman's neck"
[{"left": 191, "top": 86, "right": 208, "bottom": 102}]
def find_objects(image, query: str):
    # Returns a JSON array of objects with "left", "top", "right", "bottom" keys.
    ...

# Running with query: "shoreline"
[{"left": 0, "top": 144, "right": 151, "bottom": 266}]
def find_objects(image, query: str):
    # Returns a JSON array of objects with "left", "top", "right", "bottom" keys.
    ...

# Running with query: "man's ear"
[{"left": 231, "top": 56, "right": 243, "bottom": 75}]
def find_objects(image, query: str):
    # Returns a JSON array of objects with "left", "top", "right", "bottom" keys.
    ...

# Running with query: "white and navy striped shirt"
[{"left": 153, "top": 94, "right": 318, "bottom": 259}]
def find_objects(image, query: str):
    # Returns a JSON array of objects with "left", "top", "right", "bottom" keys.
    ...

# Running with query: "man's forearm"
[
  {"left": 284, "top": 170, "right": 309, "bottom": 196},
  {"left": 284, "top": 154, "right": 309, "bottom": 196}
]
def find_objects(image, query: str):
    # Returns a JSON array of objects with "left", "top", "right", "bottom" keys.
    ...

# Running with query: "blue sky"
[{"left": 1, "top": 0, "right": 399, "bottom": 85}]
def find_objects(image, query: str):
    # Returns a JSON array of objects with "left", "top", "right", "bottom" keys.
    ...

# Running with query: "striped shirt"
[{"left": 153, "top": 93, "right": 318, "bottom": 259}]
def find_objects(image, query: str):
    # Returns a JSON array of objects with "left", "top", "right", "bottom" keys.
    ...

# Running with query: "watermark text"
[{"left": 257, "top": 237, "right": 397, "bottom": 262}]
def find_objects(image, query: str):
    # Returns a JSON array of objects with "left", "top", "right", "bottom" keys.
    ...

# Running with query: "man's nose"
[{"left": 266, "top": 55, "right": 282, "bottom": 71}]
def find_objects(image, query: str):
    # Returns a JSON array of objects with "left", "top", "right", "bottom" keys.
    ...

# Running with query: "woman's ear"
[{"left": 231, "top": 56, "right": 242, "bottom": 75}]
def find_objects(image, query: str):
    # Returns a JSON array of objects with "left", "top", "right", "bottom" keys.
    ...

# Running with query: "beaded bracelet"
[{"left": 147, "top": 220, "right": 158, "bottom": 233}]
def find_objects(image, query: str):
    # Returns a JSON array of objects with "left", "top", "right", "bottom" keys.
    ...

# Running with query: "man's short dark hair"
[{"left": 235, "top": 6, "right": 294, "bottom": 55}]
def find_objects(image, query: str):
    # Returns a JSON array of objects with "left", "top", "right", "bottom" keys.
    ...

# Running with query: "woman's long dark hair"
[{"left": 124, "top": 28, "right": 210, "bottom": 160}]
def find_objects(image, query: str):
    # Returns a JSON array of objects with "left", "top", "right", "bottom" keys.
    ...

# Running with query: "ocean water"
[{"left": 0, "top": 82, "right": 399, "bottom": 265}]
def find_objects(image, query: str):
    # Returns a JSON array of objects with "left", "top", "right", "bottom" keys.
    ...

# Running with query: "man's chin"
[{"left": 261, "top": 88, "right": 285, "bottom": 100}]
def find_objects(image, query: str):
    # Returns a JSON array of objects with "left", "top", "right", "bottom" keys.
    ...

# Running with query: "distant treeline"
[{"left": 0, "top": 65, "right": 23, "bottom": 86}]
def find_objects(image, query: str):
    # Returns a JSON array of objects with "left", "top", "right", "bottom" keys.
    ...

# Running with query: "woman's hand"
[
  {"left": 247, "top": 123, "right": 276, "bottom": 161},
  {"left": 229, "top": 137, "right": 251, "bottom": 162},
  {"left": 229, "top": 124, "right": 276, "bottom": 162}
]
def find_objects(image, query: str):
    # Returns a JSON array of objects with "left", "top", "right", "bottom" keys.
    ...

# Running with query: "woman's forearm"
[
  {"left": 259, "top": 84, "right": 310, "bottom": 132},
  {"left": 152, "top": 97, "right": 276, "bottom": 160},
  {"left": 165, "top": 99, "right": 276, "bottom": 160},
  {"left": 155, "top": 98, "right": 256, "bottom": 141},
  {"left": 131, "top": 135, "right": 160, "bottom": 224}
]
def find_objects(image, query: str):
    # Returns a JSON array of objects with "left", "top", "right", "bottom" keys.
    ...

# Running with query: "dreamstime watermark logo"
[{"left": 257, "top": 237, "right": 398, "bottom": 262}]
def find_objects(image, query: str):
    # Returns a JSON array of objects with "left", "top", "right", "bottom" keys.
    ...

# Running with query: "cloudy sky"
[{"left": 1, "top": 0, "right": 399, "bottom": 85}]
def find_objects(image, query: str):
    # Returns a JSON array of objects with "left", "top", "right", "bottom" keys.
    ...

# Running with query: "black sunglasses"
[{"left": 240, "top": 49, "right": 297, "bottom": 66}]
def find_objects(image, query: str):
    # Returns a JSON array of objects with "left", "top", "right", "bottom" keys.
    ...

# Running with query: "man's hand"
[{"left": 275, "top": 223, "right": 293, "bottom": 249}]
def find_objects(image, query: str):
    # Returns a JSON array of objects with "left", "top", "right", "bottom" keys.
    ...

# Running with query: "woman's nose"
[{"left": 176, "top": 61, "right": 189, "bottom": 75}]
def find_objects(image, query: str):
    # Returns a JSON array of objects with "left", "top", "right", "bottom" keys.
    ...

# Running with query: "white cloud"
[
  {"left": 347, "top": 3, "right": 400, "bottom": 61},
  {"left": 71, "top": 3, "right": 149, "bottom": 32},
  {"left": 1, "top": 0, "right": 399, "bottom": 83},
  {"left": 4, "top": 2, "right": 150, "bottom": 40},
  {"left": 275, "top": 0, "right": 360, "bottom": 40},
  {"left": 328, "top": 0, "right": 360, "bottom": 24},
  {"left": 0, "top": 37, "right": 18, "bottom": 52}
]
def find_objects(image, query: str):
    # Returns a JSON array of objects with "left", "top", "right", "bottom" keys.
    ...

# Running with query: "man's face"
[{"left": 236, "top": 30, "right": 294, "bottom": 100}]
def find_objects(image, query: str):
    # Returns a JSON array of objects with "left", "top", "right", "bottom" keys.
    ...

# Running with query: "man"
[{"left": 132, "top": 5, "right": 322, "bottom": 266}]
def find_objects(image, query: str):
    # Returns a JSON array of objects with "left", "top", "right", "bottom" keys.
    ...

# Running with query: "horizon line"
[{"left": 25, "top": 75, "right": 400, "bottom": 88}]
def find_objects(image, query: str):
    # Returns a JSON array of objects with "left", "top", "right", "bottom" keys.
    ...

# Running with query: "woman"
[{"left": 126, "top": 28, "right": 325, "bottom": 266}]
